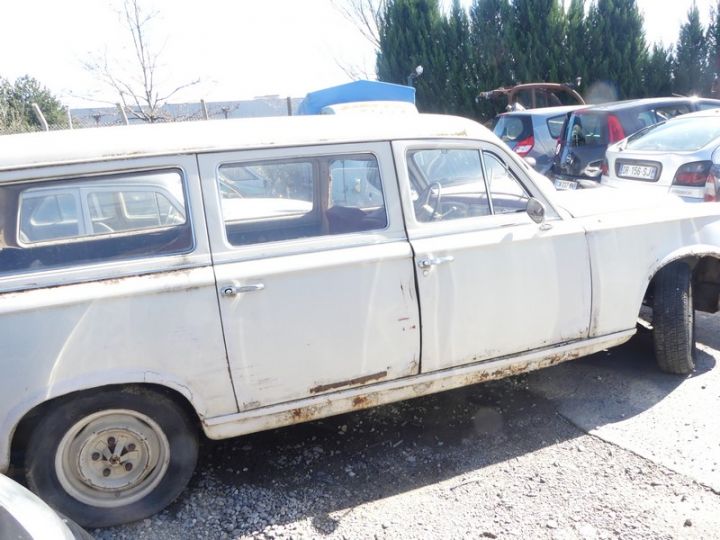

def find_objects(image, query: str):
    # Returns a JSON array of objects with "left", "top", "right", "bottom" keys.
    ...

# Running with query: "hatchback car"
[
  {"left": 551, "top": 97, "right": 720, "bottom": 190},
  {"left": 601, "top": 109, "right": 720, "bottom": 201},
  {"left": 493, "top": 105, "right": 585, "bottom": 174}
]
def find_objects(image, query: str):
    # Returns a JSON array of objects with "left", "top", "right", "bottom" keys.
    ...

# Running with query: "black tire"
[
  {"left": 23, "top": 386, "right": 198, "bottom": 528},
  {"left": 652, "top": 263, "right": 696, "bottom": 375}
]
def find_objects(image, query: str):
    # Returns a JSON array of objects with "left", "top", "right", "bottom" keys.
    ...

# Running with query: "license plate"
[
  {"left": 619, "top": 163, "right": 657, "bottom": 180},
  {"left": 554, "top": 179, "right": 578, "bottom": 190}
]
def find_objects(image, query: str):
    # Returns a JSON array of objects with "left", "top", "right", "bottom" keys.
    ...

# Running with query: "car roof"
[
  {"left": 497, "top": 105, "right": 585, "bottom": 118},
  {"left": 576, "top": 96, "right": 720, "bottom": 113},
  {"left": 0, "top": 113, "right": 490, "bottom": 172}
]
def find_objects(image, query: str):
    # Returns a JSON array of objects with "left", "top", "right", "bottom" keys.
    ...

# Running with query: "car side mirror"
[{"left": 526, "top": 197, "right": 546, "bottom": 224}]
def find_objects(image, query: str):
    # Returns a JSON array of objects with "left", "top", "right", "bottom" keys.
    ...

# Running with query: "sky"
[{"left": 0, "top": 0, "right": 715, "bottom": 109}]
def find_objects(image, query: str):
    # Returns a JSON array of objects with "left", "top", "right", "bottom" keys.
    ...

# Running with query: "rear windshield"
[
  {"left": 563, "top": 111, "right": 608, "bottom": 147},
  {"left": 626, "top": 117, "right": 720, "bottom": 152},
  {"left": 546, "top": 114, "right": 567, "bottom": 139},
  {"left": 493, "top": 115, "right": 532, "bottom": 145}
]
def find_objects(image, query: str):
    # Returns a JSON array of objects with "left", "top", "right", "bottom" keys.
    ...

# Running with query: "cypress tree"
[
  {"left": 674, "top": 3, "right": 709, "bottom": 96},
  {"left": 563, "top": 0, "right": 588, "bottom": 86},
  {"left": 586, "top": 0, "right": 647, "bottom": 100},
  {"left": 705, "top": 1, "right": 720, "bottom": 95},
  {"left": 442, "top": 0, "right": 476, "bottom": 117},
  {"left": 644, "top": 44, "right": 674, "bottom": 97},
  {"left": 376, "top": 0, "right": 448, "bottom": 112}
]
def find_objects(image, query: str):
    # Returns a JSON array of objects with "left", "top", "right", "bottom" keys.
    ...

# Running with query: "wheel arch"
[
  {"left": 642, "top": 247, "right": 720, "bottom": 315},
  {"left": 7, "top": 382, "right": 204, "bottom": 474}
]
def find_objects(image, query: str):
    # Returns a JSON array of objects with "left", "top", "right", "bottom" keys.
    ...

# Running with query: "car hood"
[{"left": 552, "top": 185, "right": 684, "bottom": 218}]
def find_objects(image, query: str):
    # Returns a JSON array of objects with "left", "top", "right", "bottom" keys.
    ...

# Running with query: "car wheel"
[
  {"left": 652, "top": 263, "right": 695, "bottom": 375},
  {"left": 24, "top": 386, "right": 198, "bottom": 528}
]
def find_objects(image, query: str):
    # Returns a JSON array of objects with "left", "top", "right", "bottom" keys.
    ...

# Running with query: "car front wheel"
[
  {"left": 652, "top": 263, "right": 696, "bottom": 375},
  {"left": 24, "top": 386, "right": 198, "bottom": 528}
]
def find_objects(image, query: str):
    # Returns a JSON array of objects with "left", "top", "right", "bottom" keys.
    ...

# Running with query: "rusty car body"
[{"left": 1, "top": 113, "right": 719, "bottom": 527}]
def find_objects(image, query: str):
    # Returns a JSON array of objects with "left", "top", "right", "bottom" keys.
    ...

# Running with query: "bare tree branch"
[
  {"left": 332, "top": 0, "right": 385, "bottom": 49},
  {"left": 82, "top": 0, "right": 200, "bottom": 123}
]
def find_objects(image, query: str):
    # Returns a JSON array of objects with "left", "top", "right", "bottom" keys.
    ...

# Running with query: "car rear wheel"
[
  {"left": 23, "top": 386, "right": 198, "bottom": 528},
  {"left": 652, "top": 263, "right": 696, "bottom": 375}
]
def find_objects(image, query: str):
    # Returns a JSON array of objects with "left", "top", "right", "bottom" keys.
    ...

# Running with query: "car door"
[
  {"left": 392, "top": 140, "right": 592, "bottom": 373},
  {"left": 198, "top": 142, "right": 420, "bottom": 410}
]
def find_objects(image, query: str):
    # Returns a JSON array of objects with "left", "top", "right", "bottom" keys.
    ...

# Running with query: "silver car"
[
  {"left": 493, "top": 105, "right": 585, "bottom": 174},
  {"left": 601, "top": 109, "right": 720, "bottom": 202}
]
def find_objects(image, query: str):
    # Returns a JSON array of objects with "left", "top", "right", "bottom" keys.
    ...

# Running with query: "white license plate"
[
  {"left": 619, "top": 163, "right": 657, "bottom": 180},
  {"left": 554, "top": 179, "right": 577, "bottom": 190}
]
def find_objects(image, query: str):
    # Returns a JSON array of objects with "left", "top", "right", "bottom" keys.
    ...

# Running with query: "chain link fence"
[{"left": 1, "top": 96, "right": 303, "bottom": 136}]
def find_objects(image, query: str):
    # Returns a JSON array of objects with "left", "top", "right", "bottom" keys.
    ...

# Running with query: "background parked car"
[
  {"left": 601, "top": 108, "right": 720, "bottom": 202},
  {"left": 493, "top": 105, "right": 584, "bottom": 174},
  {"left": 550, "top": 97, "right": 720, "bottom": 190}
]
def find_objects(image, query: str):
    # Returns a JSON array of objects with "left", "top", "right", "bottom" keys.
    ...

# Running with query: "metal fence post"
[
  {"left": 31, "top": 103, "right": 49, "bottom": 131},
  {"left": 116, "top": 103, "right": 129, "bottom": 125},
  {"left": 201, "top": 99, "right": 209, "bottom": 120},
  {"left": 66, "top": 107, "right": 74, "bottom": 129}
]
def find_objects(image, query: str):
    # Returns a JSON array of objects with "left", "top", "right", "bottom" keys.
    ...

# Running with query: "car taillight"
[
  {"left": 601, "top": 158, "right": 609, "bottom": 176},
  {"left": 673, "top": 161, "right": 713, "bottom": 187},
  {"left": 514, "top": 135, "right": 534, "bottom": 157},
  {"left": 607, "top": 114, "right": 626, "bottom": 143}
]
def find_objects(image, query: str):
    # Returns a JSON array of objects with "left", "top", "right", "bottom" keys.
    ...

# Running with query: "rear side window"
[
  {"left": 546, "top": 114, "right": 567, "bottom": 139},
  {"left": 218, "top": 153, "right": 387, "bottom": 246},
  {"left": 0, "top": 170, "right": 192, "bottom": 274},
  {"left": 493, "top": 115, "right": 532, "bottom": 146},
  {"left": 564, "top": 112, "right": 608, "bottom": 147}
]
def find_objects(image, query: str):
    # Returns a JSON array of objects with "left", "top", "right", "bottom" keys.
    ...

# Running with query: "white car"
[
  {"left": 601, "top": 108, "right": 720, "bottom": 201},
  {"left": 1, "top": 114, "right": 720, "bottom": 528}
]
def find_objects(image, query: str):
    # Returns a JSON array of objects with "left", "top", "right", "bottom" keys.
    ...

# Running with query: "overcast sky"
[{"left": 0, "top": 0, "right": 714, "bottom": 108}]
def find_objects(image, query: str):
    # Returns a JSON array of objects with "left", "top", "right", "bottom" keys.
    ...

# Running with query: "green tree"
[
  {"left": 442, "top": 0, "right": 475, "bottom": 117},
  {"left": 585, "top": 0, "right": 647, "bottom": 100},
  {"left": 0, "top": 75, "right": 66, "bottom": 133},
  {"left": 706, "top": 1, "right": 720, "bottom": 95},
  {"left": 563, "top": 0, "right": 588, "bottom": 85},
  {"left": 674, "top": 2, "right": 709, "bottom": 96},
  {"left": 376, "top": 0, "right": 448, "bottom": 112},
  {"left": 644, "top": 44, "right": 674, "bottom": 97},
  {"left": 469, "top": 0, "right": 513, "bottom": 119},
  {"left": 510, "top": 0, "right": 567, "bottom": 84}
]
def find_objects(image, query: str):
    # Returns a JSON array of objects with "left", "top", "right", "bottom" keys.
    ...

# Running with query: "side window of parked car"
[
  {"left": 218, "top": 153, "right": 388, "bottom": 246},
  {"left": 0, "top": 170, "right": 193, "bottom": 274},
  {"left": 482, "top": 152, "right": 531, "bottom": 214},
  {"left": 408, "top": 148, "right": 491, "bottom": 223},
  {"left": 654, "top": 104, "right": 691, "bottom": 121}
]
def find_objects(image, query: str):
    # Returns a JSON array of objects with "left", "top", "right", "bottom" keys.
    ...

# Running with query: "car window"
[
  {"left": 564, "top": 112, "right": 608, "bottom": 146},
  {"left": 408, "top": 148, "right": 491, "bottom": 223},
  {"left": 696, "top": 101, "right": 720, "bottom": 111},
  {"left": 654, "top": 104, "right": 691, "bottom": 121},
  {"left": 626, "top": 117, "right": 720, "bottom": 152},
  {"left": 483, "top": 152, "right": 531, "bottom": 214},
  {"left": 1, "top": 170, "right": 193, "bottom": 274},
  {"left": 546, "top": 114, "right": 567, "bottom": 139},
  {"left": 218, "top": 154, "right": 387, "bottom": 246},
  {"left": 493, "top": 115, "right": 532, "bottom": 144}
]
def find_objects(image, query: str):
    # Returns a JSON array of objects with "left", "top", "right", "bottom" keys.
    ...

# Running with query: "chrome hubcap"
[{"left": 55, "top": 410, "right": 170, "bottom": 508}]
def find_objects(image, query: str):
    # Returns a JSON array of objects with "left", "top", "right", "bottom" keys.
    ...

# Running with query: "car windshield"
[{"left": 625, "top": 117, "right": 720, "bottom": 152}]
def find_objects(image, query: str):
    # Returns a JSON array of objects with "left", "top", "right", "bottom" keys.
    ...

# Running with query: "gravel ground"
[{"left": 95, "top": 329, "right": 720, "bottom": 540}]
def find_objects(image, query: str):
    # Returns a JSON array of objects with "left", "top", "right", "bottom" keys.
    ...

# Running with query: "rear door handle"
[
  {"left": 221, "top": 283, "right": 265, "bottom": 296},
  {"left": 417, "top": 255, "right": 455, "bottom": 269}
]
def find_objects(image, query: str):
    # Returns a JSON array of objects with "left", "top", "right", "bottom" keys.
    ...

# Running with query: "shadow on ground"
[{"left": 143, "top": 322, "right": 713, "bottom": 537}]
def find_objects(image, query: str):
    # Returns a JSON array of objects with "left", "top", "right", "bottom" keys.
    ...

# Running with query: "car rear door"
[{"left": 198, "top": 142, "right": 420, "bottom": 410}]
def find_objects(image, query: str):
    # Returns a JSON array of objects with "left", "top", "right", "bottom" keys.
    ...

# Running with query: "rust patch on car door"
[{"left": 309, "top": 370, "right": 388, "bottom": 394}]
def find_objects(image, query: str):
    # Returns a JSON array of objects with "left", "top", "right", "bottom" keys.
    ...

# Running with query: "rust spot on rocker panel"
[{"left": 309, "top": 370, "right": 388, "bottom": 394}]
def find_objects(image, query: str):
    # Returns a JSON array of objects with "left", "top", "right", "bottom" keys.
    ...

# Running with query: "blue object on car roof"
[{"left": 297, "top": 80, "right": 416, "bottom": 115}]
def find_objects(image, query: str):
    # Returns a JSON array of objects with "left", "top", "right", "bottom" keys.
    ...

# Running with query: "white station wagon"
[{"left": 1, "top": 114, "right": 719, "bottom": 527}]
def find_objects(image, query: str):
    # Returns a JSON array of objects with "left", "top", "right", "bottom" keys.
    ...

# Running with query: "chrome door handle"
[
  {"left": 417, "top": 255, "right": 455, "bottom": 269},
  {"left": 221, "top": 283, "right": 265, "bottom": 296}
]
